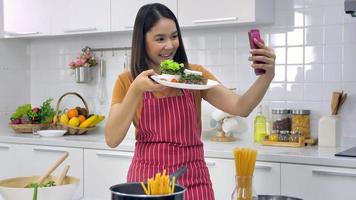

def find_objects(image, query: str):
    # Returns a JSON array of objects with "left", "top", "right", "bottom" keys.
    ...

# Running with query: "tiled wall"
[
  {"left": 0, "top": 39, "right": 30, "bottom": 130},
  {"left": 2, "top": 0, "right": 356, "bottom": 144}
]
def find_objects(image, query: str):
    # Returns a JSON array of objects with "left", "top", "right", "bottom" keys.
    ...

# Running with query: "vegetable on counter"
[{"left": 10, "top": 98, "right": 56, "bottom": 124}]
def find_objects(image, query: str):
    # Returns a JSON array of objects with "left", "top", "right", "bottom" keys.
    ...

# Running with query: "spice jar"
[
  {"left": 279, "top": 130, "right": 290, "bottom": 142},
  {"left": 291, "top": 109, "right": 310, "bottom": 139},
  {"left": 268, "top": 130, "right": 279, "bottom": 142},
  {"left": 272, "top": 109, "right": 291, "bottom": 132},
  {"left": 289, "top": 131, "right": 301, "bottom": 142}
]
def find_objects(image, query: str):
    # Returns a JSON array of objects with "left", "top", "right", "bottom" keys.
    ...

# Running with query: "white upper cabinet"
[
  {"left": 51, "top": 0, "right": 110, "bottom": 35},
  {"left": 178, "top": 0, "right": 274, "bottom": 28},
  {"left": 111, "top": 0, "right": 177, "bottom": 32},
  {"left": 2, "top": 0, "right": 52, "bottom": 37},
  {"left": 1, "top": 0, "right": 274, "bottom": 38}
]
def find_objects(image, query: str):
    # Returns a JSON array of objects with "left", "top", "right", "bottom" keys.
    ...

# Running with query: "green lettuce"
[
  {"left": 159, "top": 59, "right": 184, "bottom": 75},
  {"left": 10, "top": 104, "right": 32, "bottom": 120}
]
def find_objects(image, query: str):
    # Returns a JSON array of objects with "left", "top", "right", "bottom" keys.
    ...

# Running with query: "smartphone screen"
[{"left": 248, "top": 29, "right": 266, "bottom": 75}]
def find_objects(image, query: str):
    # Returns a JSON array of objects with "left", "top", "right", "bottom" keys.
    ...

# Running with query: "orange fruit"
[
  {"left": 67, "top": 108, "right": 79, "bottom": 119},
  {"left": 78, "top": 115, "right": 86, "bottom": 123}
]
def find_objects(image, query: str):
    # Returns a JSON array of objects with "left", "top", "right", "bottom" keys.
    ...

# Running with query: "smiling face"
[{"left": 145, "top": 17, "right": 180, "bottom": 70}]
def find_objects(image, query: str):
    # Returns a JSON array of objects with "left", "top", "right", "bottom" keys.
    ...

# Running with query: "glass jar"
[
  {"left": 231, "top": 176, "right": 257, "bottom": 200},
  {"left": 289, "top": 131, "right": 301, "bottom": 142},
  {"left": 278, "top": 130, "right": 290, "bottom": 142},
  {"left": 291, "top": 109, "right": 311, "bottom": 139},
  {"left": 268, "top": 130, "right": 279, "bottom": 142},
  {"left": 271, "top": 109, "right": 291, "bottom": 132}
]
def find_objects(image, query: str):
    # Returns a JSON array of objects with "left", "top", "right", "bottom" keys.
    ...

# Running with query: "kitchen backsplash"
[{"left": 1, "top": 0, "right": 356, "bottom": 144}]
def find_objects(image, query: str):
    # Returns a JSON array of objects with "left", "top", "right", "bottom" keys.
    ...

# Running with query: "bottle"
[{"left": 254, "top": 105, "right": 267, "bottom": 143}]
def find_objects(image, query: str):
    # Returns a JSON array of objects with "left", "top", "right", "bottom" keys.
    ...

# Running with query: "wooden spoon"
[
  {"left": 331, "top": 91, "right": 342, "bottom": 115},
  {"left": 37, "top": 152, "right": 69, "bottom": 184},
  {"left": 336, "top": 93, "right": 347, "bottom": 114},
  {"left": 56, "top": 165, "right": 70, "bottom": 185}
]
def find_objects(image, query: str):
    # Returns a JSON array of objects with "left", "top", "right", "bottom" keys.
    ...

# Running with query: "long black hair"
[{"left": 130, "top": 3, "right": 188, "bottom": 78}]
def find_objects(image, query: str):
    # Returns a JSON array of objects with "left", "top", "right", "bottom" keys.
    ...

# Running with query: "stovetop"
[{"left": 335, "top": 146, "right": 356, "bottom": 157}]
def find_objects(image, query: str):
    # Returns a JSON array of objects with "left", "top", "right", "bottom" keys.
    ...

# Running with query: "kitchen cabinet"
[
  {"left": 205, "top": 157, "right": 281, "bottom": 199},
  {"left": 84, "top": 149, "right": 134, "bottom": 199},
  {"left": 51, "top": 0, "right": 110, "bottom": 35},
  {"left": 19, "top": 144, "right": 84, "bottom": 199},
  {"left": 111, "top": 0, "right": 177, "bottom": 31},
  {"left": 177, "top": 0, "right": 274, "bottom": 28},
  {"left": 281, "top": 163, "right": 356, "bottom": 200},
  {"left": 2, "top": 0, "right": 52, "bottom": 37},
  {"left": 0, "top": 143, "right": 83, "bottom": 199},
  {"left": 205, "top": 157, "right": 235, "bottom": 199},
  {"left": 0, "top": 143, "right": 22, "bottom": 179},
  {"left": 254, "top": 161, "right": 280, "bottom": 195}
]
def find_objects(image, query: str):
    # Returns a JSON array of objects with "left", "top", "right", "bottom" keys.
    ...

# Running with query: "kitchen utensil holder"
[
  {"left": 318, "top": 115, "right": 341, "bottom": 147},
  {"left": 52, "top": 92, "right": 96, "bottom": 135}
]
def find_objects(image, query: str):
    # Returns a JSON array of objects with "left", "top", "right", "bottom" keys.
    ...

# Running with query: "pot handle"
[{"left": 169, "top": 165, "right": 187, "bottom": 183}]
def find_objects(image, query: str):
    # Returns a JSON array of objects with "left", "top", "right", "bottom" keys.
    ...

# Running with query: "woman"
[{"left": 105, "top": 3, "right": 275, "bottom": 199}]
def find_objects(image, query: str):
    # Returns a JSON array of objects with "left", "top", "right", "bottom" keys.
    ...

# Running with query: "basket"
[
  {"left": 8, "top": 123, "right": 49, "bottom": 133},
  {"left": 52, "top": 92, "right": 96, "bottom": 135}
]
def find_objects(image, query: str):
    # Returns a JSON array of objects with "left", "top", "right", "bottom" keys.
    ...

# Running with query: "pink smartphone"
[{"left": 248, "top": 29, "right": 266, "bottom": 75}]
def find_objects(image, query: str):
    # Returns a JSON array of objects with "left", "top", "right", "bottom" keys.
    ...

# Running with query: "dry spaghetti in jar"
[{"left": 291, "top": 109, "right": 310, "bottom": 139}]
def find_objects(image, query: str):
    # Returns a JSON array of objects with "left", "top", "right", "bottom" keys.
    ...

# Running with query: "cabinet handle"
[
  {"left": 63, "top": 27, "right": 97, "bottom": 33},
  {"left": 33, "top": 148, "right": 68, "bottom": 154},
  {"left": 96, "top": 151, "right": 133, "bottom": 159},
  {"left": 205, "top": 161, "right": 216, "bottom": 167},
  {"left": 5, "top": 31, "right": 41, "bottom": 36},
  {"left": 192, "top": 17, "right": 238, "bottom": 24},
  {"left": 312, "top": 169, "right": 356, "bottom": 178},
  {"left": 255, "top": 164, "right": 273, "bottom": 171},
  {"left": 0, "top": 145, "right": 10, "bottom": 150}
]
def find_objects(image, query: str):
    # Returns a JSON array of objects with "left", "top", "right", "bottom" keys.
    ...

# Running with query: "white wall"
[
  {"left": 0, "top": 39, "right": 30, "bottom": 130},
  {"left": 2, "top": 0, "right": 356, "bottom": 144}
]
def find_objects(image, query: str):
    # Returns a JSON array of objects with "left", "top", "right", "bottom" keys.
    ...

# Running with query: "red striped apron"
[{"left": 127, "top": 89, "right": 214, "bottom": 200}]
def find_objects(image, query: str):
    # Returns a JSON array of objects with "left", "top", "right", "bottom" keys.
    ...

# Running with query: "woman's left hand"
[{"left": 248, "top": 38, "right": 276, "bottom": 80}]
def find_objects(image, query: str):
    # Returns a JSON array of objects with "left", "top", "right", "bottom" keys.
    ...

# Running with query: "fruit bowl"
[
  {"left": 58, "top": 124, "right": 96, "bottom": 135},
  {"left": 52, "top": 92, "right": 104, "bottom": 135}
]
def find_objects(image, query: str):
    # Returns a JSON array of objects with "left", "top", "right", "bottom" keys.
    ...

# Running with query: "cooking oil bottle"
[{"left": 254, "top": 105, "right": 267, "bottom": 143}]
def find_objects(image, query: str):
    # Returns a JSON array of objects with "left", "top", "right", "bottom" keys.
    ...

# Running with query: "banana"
[
  {"left": 79, "top": 115, "right": 97, "bottom": 128},
  {"left": 89, "top": 115, "right": 105, "bottom": 127}
]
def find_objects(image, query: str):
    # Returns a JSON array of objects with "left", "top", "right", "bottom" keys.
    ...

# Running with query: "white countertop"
[{"left": 1, "top": 126, "right": 356, "bottom": 169}]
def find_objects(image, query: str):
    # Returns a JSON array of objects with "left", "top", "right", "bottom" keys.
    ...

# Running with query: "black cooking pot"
[
  {"left": 256, "top": 195, "right": 303, "bottom": 200},
  {"left": 110, "top": 182, "right": 186, "bottom": 200}
]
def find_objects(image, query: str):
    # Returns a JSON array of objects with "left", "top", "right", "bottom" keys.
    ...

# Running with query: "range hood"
[{"left": 345, "top": 0, "right": 356, "bottom": 17}]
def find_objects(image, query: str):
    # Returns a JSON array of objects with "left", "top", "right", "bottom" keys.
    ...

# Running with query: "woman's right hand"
[{"left": 131, "top": 69, "right": 166, "bottom": 93}]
